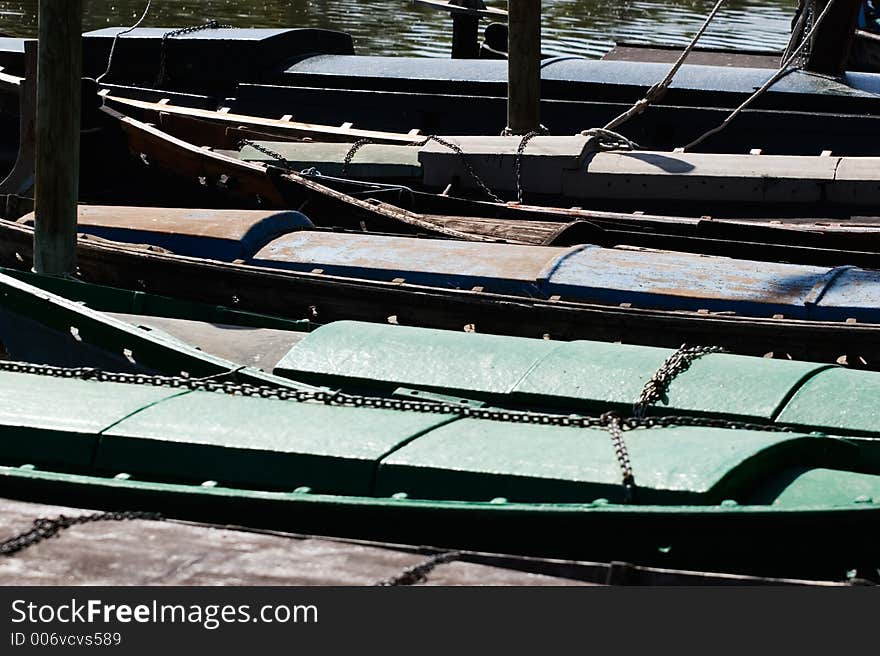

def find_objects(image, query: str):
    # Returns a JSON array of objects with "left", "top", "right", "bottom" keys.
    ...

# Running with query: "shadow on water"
[{"left": 0, "top": 0, "right": 796, "bottom": 58}]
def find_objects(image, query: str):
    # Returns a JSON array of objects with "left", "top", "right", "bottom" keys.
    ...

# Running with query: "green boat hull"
[{"left": 2, "top": 269, "right": 879, "bottom": 580}]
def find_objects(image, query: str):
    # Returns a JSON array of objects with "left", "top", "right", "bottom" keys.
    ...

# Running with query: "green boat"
[{"left": 2, "top": 269, "right": 879, "bottom": 582}]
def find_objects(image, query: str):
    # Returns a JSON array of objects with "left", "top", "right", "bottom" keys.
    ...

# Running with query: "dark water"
[{"left": 0, "top": 0, "right": 796, "bottom": 58}]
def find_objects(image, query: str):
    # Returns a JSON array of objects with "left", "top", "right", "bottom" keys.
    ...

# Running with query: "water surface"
[{"left": 0, "top": 0, "right": 797, "bottom": 58}]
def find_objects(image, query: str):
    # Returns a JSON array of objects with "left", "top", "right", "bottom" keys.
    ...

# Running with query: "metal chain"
[
  {"left": 242, "top": 134, "right": 505, "bottom": 203},
  {"left": 376, "top": 551, "right": 461, "bottom": 586},
  {"left": 0, "top": 359, "right": 790, "bottom": 501},
  {"left": 155, "top": 20, "right": 234, "bottom": 87},
  {"left": 799, "top": 1, "right": 815, "bottom": 67},
  {"left": 344, "top": 135, "right": 505, "bottom": 203},
  {"left": 238, "top": 139, "right": 294, "bottom": 171},
  {"left": 602, "top": 412, "right": 636, "bottom": 503},
  {"left": 0, "top": 512, "right": 163, "bottom": 557},
  {"left": 634, "top": 345, "right": 726, "bottom": 418},
  {"left": 347, "top": 134, "right": 508, "bottom": 202},
  {"left": 513, "top": 130, "right": 545, "bottom": 203},
  {"left": 342, "top": 139, "right": 374, "bottom": 174},
  {"left": 420, "top": 136, "right": 505, "bottom": 203}
]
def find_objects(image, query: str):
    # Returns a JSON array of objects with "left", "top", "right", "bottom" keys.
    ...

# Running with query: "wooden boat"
[
  {"left": 2, "top": 269, "right": 879, "bottom": 580},
  {"left": 3, "top": 492, "right": 856, "bottom": 586},
  {"left": 0, "top": 265, "right": 310, "bottom": 385},
  {"left": 851, "top": 29, "right": 880, "bottom": 71},
  {"left": 2, "top": 208, "right": 880, "bottom": 370},
  {"left": 0, "top": 6, "right": 874, "bottom": 156},
  {"left": 15, "top": 204, "right": 880, "bottom": 325},
  {"left": 99, "top": 66, "right": 880, "bottom": 156},
  {"left": 225, "top": 132, "right": 880, "bottom": 213},
  {"left": 90, "top": 102, "right": 880, "bottom": 267}
]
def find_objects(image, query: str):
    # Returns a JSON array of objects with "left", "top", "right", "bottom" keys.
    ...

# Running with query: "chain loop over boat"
[{"left": 0, "top": 359, "right": 792, "bottom": 503}]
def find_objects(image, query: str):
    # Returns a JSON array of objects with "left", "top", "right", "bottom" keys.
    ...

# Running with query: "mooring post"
[
  {"left": 450, "top": 0, "right": 483, "bottom": 59},
  {"left": 34, "top": 0, "right": 83, "bottom": 276},
  {"left": 801, "top": 0, "right": 862, "bottom": 76},
  {"left": 506, "top": 0, "right": 541, "bottom": 134}
]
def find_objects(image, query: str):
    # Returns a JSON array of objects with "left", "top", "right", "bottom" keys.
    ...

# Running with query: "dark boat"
[{"left": 0, "top": 0, "right": 876, "bottom": 157}]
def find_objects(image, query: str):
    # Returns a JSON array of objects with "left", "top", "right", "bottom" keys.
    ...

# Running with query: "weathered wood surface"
[
  {"left": 506, "top": 0, "right": 541, "bottom": 134},
  {"left": 34, "top": 0, "right": 82, "bottom": 276},
  {"left": 419, "top": 135, "right": 880, "bottom": 206},
  {"left": 0, "top": 498, "right": 585, "bottom": 585},
  {"left": 110, "top": 313, "right": 306, "bottom": 370},
  {"left": 102, "top": 92, "right": 422, "bottom": 145},
  {"left": 104, "top": 102, "right": 880, "bottom": 252}
]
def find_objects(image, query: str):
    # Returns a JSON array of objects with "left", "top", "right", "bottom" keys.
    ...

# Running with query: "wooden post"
[
  {"left": 506, "top": 0, "right": 541, "bottom": 134},
  {"left": 451, "top": 12, "right": 481, "bottom": 58},
  {"left": 801, "top": 0, "right": 862, "bottom": 75},
  {"left": 34, "top": 0, "right": 83, "bottom": 276},
  {"left": 450, "top": 0, "right": 484, "bottom": 58}
]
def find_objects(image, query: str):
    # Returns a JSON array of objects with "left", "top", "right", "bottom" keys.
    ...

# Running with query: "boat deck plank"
[{"left": 0, "top": 498, "right": 584, "bottom": 586}]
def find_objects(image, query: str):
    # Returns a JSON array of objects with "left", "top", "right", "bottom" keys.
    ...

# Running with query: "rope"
[
  {"left": 95, "top": 0, "right": 154, "bottom": 84},
  {"left": 681, "top": 0, "right": 841, "bottom": 151},
  {"left": 581, "top": 128, "right": 640, "bottom": 151},
  {"left": 601, "top": 0, "right": 728, "bottom": 132}
]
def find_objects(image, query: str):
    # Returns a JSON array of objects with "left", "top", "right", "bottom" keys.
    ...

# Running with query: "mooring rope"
[
  {"left": 598, "top": 0, "right": 728, "bottom": 133},
  {"left": 95, "top": 0, "right": 154, "bottom": 84},
  {"left": 681, "top": 0, "right": 841, "bottom": 151}
]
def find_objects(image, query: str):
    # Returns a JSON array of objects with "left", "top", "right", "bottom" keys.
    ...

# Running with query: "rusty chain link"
[
  {"left": 513, "top": 129, "right": 546, "bottom": 203},
  {"left": 238, "top": 139, "right": 296, "bottom": 171},
  {"left": 0, "top": 512, "right": 163, "bottom": 556},
  {"left": 633, "top": 344, "right": 726, "bottom": 418},
  {"left": 419, "top": 135, "right": 505, "bottom": 203},
  {"left": 339, "top": 135, "right": 505, "bottom": 202},
  {"left": 251, "top": 133, "right": 549, "bottom": 206},
  {"left": 341, "top": 138, "right": 374, "bottom": 174},
  {"left": 601, "top": 412, "right": 636, "bottom": 503},
  {"left": 156, "top": 20, "right": 234, "bottom": 87},
  {"left": 375, "top": 551, "right": 462, "bottom": 586}
]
